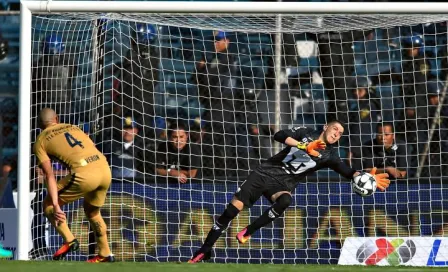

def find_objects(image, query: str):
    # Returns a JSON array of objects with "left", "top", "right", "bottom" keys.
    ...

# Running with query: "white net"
[{"left": 28, "top": 12, "right": 448, "bottom": 264}]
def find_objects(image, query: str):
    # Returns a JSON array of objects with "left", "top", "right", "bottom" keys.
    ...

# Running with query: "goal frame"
[{"left": 18, "top": 0, "right": 448, "bottom": 261}]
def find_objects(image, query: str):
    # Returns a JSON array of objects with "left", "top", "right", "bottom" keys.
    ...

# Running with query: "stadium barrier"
[
  {"left": 339, "top": 237, "right": 448, "bottom": 267},
  {"left": 46, "top": 177, "right": 448, "bottom": 264}
]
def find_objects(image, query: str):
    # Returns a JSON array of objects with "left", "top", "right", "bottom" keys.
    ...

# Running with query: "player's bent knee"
[
  {"left": 275, "top": 194, "right": 292, "bottom": 210},
  {"left": 269, "top": 194, "right": 292, "bottom": 217},
  {"left": 83, "top": 202, "right": 101, "bottom": 219},
  {"left": 230, "top": 197, "right": 245, "bottom": 211},
  {"left": 270, "top": 191, "right": 291, "bottom": 203},
  {"left": 263, "top": 194, "right": 292, "bottom": 221},
  {"left": 225, "top": 203, "right": 240, "bottom": 218}
]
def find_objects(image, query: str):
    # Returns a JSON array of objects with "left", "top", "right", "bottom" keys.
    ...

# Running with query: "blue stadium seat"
[
  {"left": 364, "top": 39, "right": 395, "bottom": 76},
  {"left": 296, "top": 57, "right": 319, "bottom": 75}
]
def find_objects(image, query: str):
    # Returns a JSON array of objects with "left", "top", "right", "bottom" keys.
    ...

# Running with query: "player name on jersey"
[
  {"left": 80, "top": 154, "right": 101, "bottom": 166},
  {"left": 44, "top": 124, "right": 76, "bottom": 141}
]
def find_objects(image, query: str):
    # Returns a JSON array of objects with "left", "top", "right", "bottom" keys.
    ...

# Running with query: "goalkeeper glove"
[
  {"left": 370, "top": 167, "right": 390, "bottom": 191},
  {"left": 297, "top": 139, "right": 326, "bottom": 157}
]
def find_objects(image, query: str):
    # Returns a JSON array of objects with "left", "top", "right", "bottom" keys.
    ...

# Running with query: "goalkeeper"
[
  {"left": 33, "top": 108, "right": 114, "bottom": 262},
  {"left": 189, "top": 120, "right": 390, "bottom": 263}
]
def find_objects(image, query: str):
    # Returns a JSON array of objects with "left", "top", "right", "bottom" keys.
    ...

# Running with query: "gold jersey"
[{"left": 34, "top": 123, "right": 108, "bottom": 170}]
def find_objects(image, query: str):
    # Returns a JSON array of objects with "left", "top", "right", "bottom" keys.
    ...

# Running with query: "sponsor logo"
[
  {"left": 427, "top": 239, "right": 448, "bottom": 266},
  {"left": 356, "top": 238, "right": 416, "bottom": 266}
]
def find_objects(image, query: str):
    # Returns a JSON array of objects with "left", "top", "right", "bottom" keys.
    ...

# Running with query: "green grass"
[{"left": 0, "top": 261, "right": 447, "bottom": 272}]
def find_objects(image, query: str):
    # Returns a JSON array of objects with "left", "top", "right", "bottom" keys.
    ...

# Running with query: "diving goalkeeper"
[
  {"left": 189, "top": 120, "right": 390, "bottom": 263},
  {"left": 33, "top": 108, "right": 114, "bottom": 262}
]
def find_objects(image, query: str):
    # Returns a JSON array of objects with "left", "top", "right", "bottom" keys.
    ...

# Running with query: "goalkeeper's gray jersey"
[{"left": 255, "top": 126, "right": 356, "bottom": 190}]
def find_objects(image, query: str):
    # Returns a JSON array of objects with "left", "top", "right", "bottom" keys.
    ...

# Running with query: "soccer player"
[
  {"left": 33, "top": 108, "right": 114, "bottom": 262},
  {"left": 188, "top": 120, "right": 390, "bottom": 263}
]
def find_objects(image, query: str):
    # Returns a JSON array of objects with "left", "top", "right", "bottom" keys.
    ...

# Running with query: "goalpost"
[{"left": 18, "top": 1, "right": 448, "bottom": 264}]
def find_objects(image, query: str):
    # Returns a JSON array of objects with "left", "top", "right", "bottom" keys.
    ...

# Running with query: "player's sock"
[
  {"left": 245, "top": 194, "right": 292, "bottom": 236},
  {"left": 44, "top": 205, "right": 75, "bottom": 242},
  {"left": 88, "top": 213, "right": 112, "bottom": 257},
  {"left": 200, "top": 203, "right": 240, "bottom": 252},
  {"left": 56, "top": 222, "right": 75, "bottom": 243}
]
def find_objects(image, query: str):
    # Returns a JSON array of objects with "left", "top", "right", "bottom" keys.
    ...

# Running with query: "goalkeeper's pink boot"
[
  {"left": 236, "top": 228, "right": 251, "bottom": 244},
  {"left": 188, "top": 250, "right": 211, "bottom": 263}
]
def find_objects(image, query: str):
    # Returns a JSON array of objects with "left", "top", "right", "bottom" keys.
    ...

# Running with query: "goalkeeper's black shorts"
[{"left": 233, "top": 170, "right": 290, "bottom": 208}]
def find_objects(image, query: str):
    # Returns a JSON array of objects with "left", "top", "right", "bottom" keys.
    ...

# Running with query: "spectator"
[
  {"left": 235, "top": 87, "right": 272, "bottom": 166},
  {"left": 0, "top": 98, "right": 18, "bottom": 150},
  {"left": 0, "top": 158, "right": 15, "bottom": 208},
  {"left": 400, "top": 35, "right": 434, "bottom": 108},
  {"left": 0, "top": 98, "right": 18, "bottom": 208},
  {"left": 308, "top": 30, "right": 368, "bottom": 123},
  {"left": 31, "top": 34, "right": 77, "bottom": 122},
  {"left": 347, "top": 77, "right": 382, "bottom": 149},
  {"left": 390, "top": 35, "right": 437, "bottom": 164},
  {"left": 105, "top": 117, "right": 146, "bottom": 179},
  {"left": 113, "top": 23, "right": 159, "bottom": 140},
  {"left": 192, "top": 30, "right": 255, "bottom": 177},
  {"left": 417, "top": 83, "right": 448, "bottom": 177},
  {"left": 353, "top": 122, "right": 407, "bottom": 179},
  {"left": 0, "top": 155, "right": 14, "bottom": 259},
  {"left": 156, "top": 122, "right": 201, "bottom": 183},
  {"left": 397, "top": 35, "right": 435, "bottom": 134}
]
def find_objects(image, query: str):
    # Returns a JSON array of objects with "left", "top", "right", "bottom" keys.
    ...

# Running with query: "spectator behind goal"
[
  {"left": 156, "top": 122, "right": 201, "bottom": 184},
  {"left": 351, "top": 122, "right": 408, "bottom": 180},
  {"left": 32, "top": 34, "right": 77, "bottom": 122},
  {"left": 417, "top": 83, "right": 448, "bottom": 178},
  {"left": 113, "top": 23, "right": 159, "bottom": 140},
  {"left": 192, "top": 31, "right": 255, "bottom": 177},
  {"left": 104, "top": 117, "right": 146, "bottom": 179}
]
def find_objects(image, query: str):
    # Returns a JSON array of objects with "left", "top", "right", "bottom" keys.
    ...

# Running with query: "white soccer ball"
[{"left": 352, "top": 172, "right": 377, "bottom": 197}]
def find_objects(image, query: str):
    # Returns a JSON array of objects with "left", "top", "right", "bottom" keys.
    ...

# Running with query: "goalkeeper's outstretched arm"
[{"left": 329, "top": 159, "right": 360, "bottom": 180}]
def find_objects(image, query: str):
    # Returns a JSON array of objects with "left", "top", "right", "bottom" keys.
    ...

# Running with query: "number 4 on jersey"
[{"left": 64, "top": 132, "right": 84, "bottom": 148}]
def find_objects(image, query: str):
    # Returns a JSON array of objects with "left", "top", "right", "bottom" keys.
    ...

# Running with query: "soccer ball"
[{"left": 352, "top": 172, "right": 377, "bottom": 197}]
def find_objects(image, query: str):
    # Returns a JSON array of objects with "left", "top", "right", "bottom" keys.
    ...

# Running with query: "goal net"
[{"left": 22, "top": 3, "right": 448, "bottom": 265}]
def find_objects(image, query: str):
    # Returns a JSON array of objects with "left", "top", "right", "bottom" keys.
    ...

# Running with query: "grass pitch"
[{"left": 0, "top": 261, "right": 447, "bottom": 272}]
